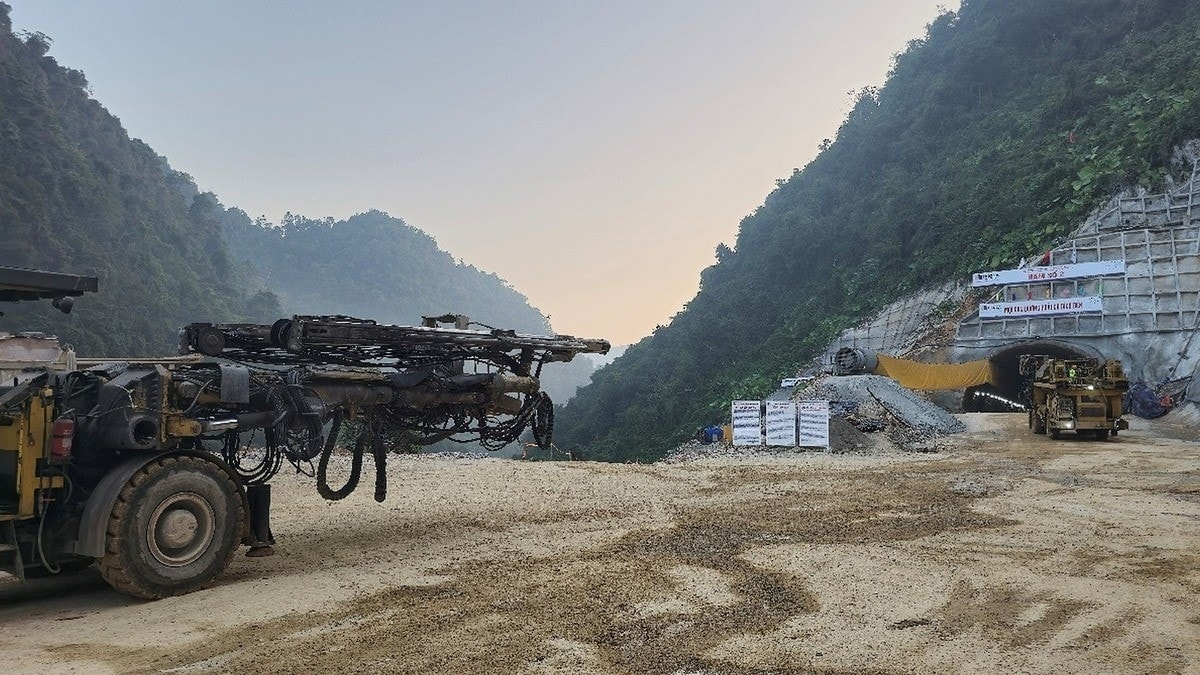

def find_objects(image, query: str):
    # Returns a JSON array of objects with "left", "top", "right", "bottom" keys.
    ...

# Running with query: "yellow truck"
[{"left": 1021, "top": 355, "right": 1129, "bottom": 440}]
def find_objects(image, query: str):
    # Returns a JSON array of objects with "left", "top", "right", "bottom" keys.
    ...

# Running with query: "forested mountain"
[
  {"left": 0, "top": 6, "right": 279, "bottom": 354},
  {"left": 218, "top": 208, "right": 551, "bottom": 334},
  {"left": 558, "top": 0, "right": 1200, "bottom": 462}
]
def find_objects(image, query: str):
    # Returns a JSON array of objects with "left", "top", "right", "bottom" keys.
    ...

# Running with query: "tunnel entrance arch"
[{"left": 962, "top": 339, "right": 1099, "bottom": 412}]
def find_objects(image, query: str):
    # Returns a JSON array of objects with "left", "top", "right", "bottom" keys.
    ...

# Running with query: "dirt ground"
[{"left": 0, "top": 413, "right": 1197, "bottom": 674}]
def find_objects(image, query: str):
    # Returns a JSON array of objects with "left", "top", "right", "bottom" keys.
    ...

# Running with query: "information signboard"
[
  {"left": 731, "top": 400, "right": 762, "bottom": 446},
  {"left": 764, "top": 400, "right": 797, "bottom": 446},
  {"left": 798, "top": 400, "right": 830, "bottom": 449},
  {"left": 979, "top": 296, "right": 1102, "bottom": 318}
]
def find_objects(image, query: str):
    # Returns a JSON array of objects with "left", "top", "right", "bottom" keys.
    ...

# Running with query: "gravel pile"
[
  {"left": 660, "top": 441, "right": 774, "bottom": 463},
  {"left": 808, "top": 374, "right": 964, "bottom": 448},
  {"left": 828, "top": 416, "right": 874, "bottom": 451}
]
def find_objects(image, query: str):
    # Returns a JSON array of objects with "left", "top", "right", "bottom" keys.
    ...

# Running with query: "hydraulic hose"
[
  {"left": 372, "top": 432, "right": 387, "bottom": 503},
  {"left": 316, "top": 410, "right": 363, "bottom": 501},
  {"left": 531, "top": 392, "right": 554, "bottom": 449},
  {"left": 316, "top": 410, "right": 390, "bottom": 502}
]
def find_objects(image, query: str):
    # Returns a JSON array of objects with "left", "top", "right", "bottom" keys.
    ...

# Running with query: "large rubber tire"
[
  {"left": 1049, "top": 428, "right": 1061, "bottom": 439},
  {"left": 97, "top": 456, "right": 243, "bottom": 599}
]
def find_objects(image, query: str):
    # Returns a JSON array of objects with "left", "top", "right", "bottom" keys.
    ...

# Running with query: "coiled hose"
[{"left": 316, "top": 410, "right": 387, "bottom": 503}]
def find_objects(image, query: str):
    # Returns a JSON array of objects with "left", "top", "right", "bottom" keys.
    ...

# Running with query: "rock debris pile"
[{"left": 808, "top": 374, "right": 964, "bottom": 450}]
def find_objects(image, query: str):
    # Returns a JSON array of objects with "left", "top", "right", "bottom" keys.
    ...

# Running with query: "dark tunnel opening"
[{"left": 962, "top": 340, "right": 1098, "bottom": 412}]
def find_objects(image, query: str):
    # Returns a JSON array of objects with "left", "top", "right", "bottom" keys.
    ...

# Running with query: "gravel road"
[{"left": 0, "top": 413, "right": 1196, "bottom": 674}]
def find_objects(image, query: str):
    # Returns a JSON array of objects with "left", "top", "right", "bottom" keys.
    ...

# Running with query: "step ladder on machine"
[{"left": 0, "top": 520, "right": 25, "bottom": 581}]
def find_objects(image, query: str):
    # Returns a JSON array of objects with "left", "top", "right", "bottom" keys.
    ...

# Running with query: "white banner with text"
[
  {"left": 971, "top": 259, "right": 1125, "bottom": 287},
  {"left": 979, "top": 296, "right": 1103, "bottom": 318}
]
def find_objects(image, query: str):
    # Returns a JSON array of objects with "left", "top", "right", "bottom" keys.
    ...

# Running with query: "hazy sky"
[{"left": 11, "top": 1, "right": 955, "bottom": 344}]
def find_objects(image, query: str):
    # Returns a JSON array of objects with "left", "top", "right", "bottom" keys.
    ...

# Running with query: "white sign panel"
[
  {"left": 798, "top": 400, "right": 830, "bottom": 449},
  {"left": 764, "top": 401, "right": 797, "bottom": 446},
  {"left": 971, "top": 259, "right": 1125, "bottom": 287},
  {"left": 979, "top": 296, "right": 1103, "bottom": 318},
  {"left": 731, "top": 400, "right": 762, "bottom": 446}
]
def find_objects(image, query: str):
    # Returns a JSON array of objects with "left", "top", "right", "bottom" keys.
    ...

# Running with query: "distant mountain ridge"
[{"left": 218, "top": 208, "right": 551, "bottom": 334}]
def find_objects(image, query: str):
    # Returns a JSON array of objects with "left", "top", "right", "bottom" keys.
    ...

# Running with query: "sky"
[{"left": 10, "top": 1, "right": 956, "bottom": 345}]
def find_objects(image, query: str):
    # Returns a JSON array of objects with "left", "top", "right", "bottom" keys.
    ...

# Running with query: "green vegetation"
[
  {"left": 218, "top": 208, "right": 551, "bottom": 334},
  {"left": 557, "top": 0, "right": 1200, "bottom": 462},
  {"left": 0, "top": 5, "right": 280, "bottom": 354}
]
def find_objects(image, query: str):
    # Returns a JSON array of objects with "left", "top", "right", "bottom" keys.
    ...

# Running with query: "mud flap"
[{"left": 245, "top": 483, "right": 276, "bottom": 556}]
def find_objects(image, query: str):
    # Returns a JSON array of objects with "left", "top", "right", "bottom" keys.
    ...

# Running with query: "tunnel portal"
[{"left": 962, "top": 340, "right": 1098, "bottom": 413}]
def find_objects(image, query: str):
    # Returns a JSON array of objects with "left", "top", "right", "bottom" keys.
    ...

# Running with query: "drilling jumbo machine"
[{"left": 0, "top": 266, "right": 608, "bottom": 598}]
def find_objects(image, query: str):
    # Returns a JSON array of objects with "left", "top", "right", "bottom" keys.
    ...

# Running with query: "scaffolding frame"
[{"left": 957, "top": 164, "right": 1200, "bottom": 342}]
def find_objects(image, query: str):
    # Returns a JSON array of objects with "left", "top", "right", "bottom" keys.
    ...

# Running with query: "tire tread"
[{"left": 96, "top": 456, "right": 243, "bottom": 599}]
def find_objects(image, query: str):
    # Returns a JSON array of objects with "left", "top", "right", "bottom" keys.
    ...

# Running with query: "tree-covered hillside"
[
  {"left": 219, "top": 208, "right": 551, "bottom": 334},
  {"left": 557, "top": 0, "right": 1200, "bottom": 462},
  {"left": 0, "top": 4, "right": 280, "bottom": 354}
]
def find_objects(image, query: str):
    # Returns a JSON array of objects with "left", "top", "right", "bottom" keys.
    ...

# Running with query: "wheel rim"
[{"left": 146, "top": 492, "right": 216, "bottom": 567}]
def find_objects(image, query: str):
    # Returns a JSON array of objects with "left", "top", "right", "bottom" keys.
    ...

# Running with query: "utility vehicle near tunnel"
[
  {"left": 1021, "top": 354, "right": 1129, "bottom": 439},
  {"left": 0, "top": 265, "right": 607, "bottom": 598}
]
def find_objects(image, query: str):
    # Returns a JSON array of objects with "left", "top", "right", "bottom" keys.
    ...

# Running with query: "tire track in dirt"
[{"left": 936, "top": 580, "right": 1098, "bottom": 647}]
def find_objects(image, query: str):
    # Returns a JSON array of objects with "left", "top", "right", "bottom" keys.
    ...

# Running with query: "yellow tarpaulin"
[{"left": 874, "top": 354, "right": 996, "bottom": 391}]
